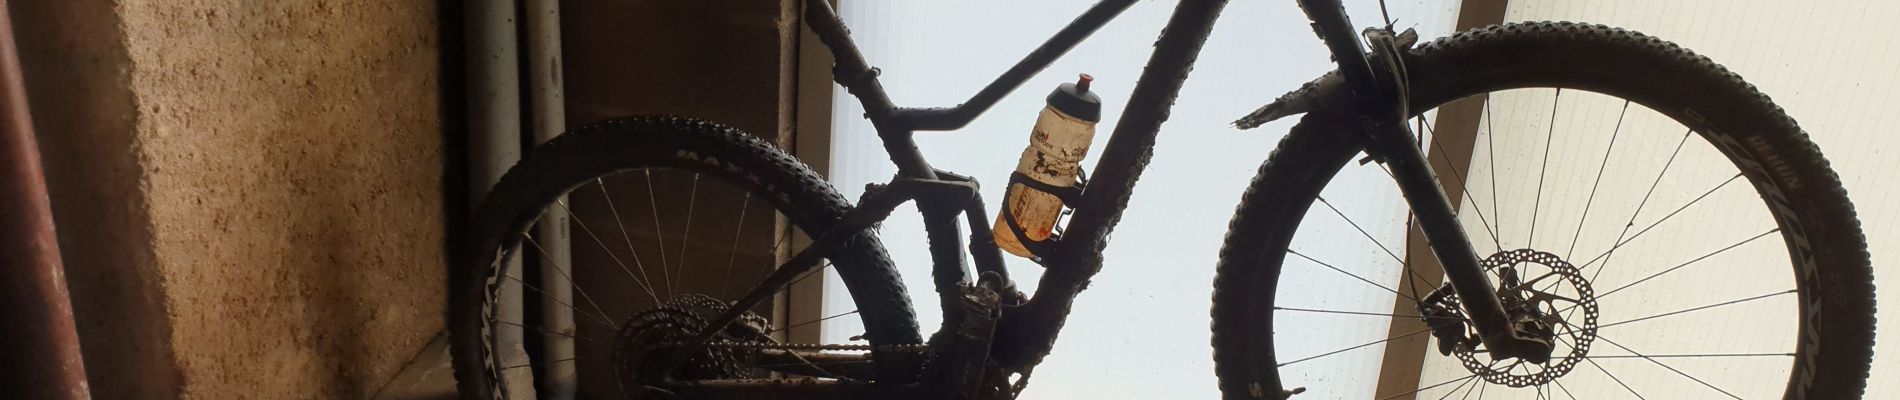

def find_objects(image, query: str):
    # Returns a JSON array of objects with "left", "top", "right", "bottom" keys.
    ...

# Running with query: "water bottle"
[{"left": 993, "top": 74, "right": 1101, "bottom": 260}]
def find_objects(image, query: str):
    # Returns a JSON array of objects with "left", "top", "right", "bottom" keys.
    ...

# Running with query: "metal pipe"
[
  {"left": 523, "top": 0, "right": 574, "bottom": 397},
  {"left": 465, "top": 0, "right": 529, "bottom": 394},
  {"left": 0, "top": 1, "right": 91, "bottom": 398}
]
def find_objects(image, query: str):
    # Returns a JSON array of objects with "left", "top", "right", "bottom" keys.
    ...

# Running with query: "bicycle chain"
[{"left": 666, "top": 340, "right": 930, "bottom": 353}]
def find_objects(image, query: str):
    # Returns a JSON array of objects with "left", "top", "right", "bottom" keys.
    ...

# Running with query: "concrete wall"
[{"left": 13, "top": 0, "right": 448, "bottom": 398}]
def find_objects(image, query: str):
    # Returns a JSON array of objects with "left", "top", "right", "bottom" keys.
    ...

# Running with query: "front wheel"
[{"left": 1212, "top": 22, "right": 1873, "bottom": 399}]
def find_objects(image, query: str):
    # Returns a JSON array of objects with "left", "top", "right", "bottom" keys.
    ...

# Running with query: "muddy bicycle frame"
[{"left": 682, "top": 0, "right": 1553, "bottom": 386}]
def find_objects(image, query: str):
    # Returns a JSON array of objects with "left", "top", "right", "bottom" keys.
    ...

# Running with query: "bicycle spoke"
[
  {"left": 1485, "top": 100, "right": 1504, "bottom": 249},
  {"left": 1286, "top": 249, "right": 1420, "bottom": 304},
  {"left": 1278, "top": 327, "right": 1431, "bottom": 367},
  {"left": 1594, "top": 335, "right": 1743, "bottom": 399},
  {"left": 1588, "top": 352, "right": 1793, "bottom": 359},
  {"left": 1551, "top": 377, "right": 1579, "bottom": 400},
  {"left": 1419, "top": 117, "right": 1504, "bottom": 252},
  {"left": 1316, "top": 196, "right": 1407, "bottom": 266},
  {"left": 1564, "top": 100, "right": 1629, "bottom": 258},
  {"left": 1614, "top": 173, "right": 1744, "bottom": 250},
  {"left": 1527, "top": 88, "right": 1560, "bottom": 248},
  {"left": 1274, "top": 306, "right": 1456, "bottom": 320},
  {"left": 1583, "top": 128, "right": 1693, "bottom": 282},
  {"left": 1598, "top": 289, "right": 1794, "bottom": 330},
  {"left": 1592, "top": 228, "right": 1780, "bottom": 302},
  {"left": 1458, "top": 372, "right": 1482, "bottom": 400},
  {"left": 673, "top": 173, "right": 701, "bottom": 293},
  {"left": 1583, "top": 356, "right": 1647, "bottom": 399},
  {"left": 1316, "top": 196, "right": 1426, "bottom": 300},
  {"left": 556, "top": 197, "right": 663, "bottom": 304},
  {"left": 645, "top": 170, "right": 676, "bottom": 297},
  {"left": 720, "top": 193, "right": 752, "bottom": 297},
  {"left": 1450, "top": 375, "right": 1483, "bottom": 400},
  {"left": 501, "top": 273, "right": 618, "bottom": 328},
  {"left": 725, "top": 227, "right": 796, "bottom": 299},
  {"left": 594, "top": 178, "right": 664, "bottom": 302},
  {"left": 1378, "top": 372, "right": 1479, "bottom": 400},
  {"left": 493, "top": 320, "right": 601, "bottom": 343},
  {"left": 500, "top": 356, "right": 576, "bottom": 371},
  {"left": 1576, "top": 172, "right": 1745, "bottom": 276},
  {"left": 1432, "top": 375, "right": 1480, "bottom": 400},
  {"left": 768, "top": 309, "right": 860, "bottom": 335},
  {"left": 523, "top": 233, "right": 615, "bottom": 326},
  {"left": 1371, "top": 164, "right": 1437, "bottom": 297},
  {"left": 786, "top": 261, "right": 835, "bottom": 290}
]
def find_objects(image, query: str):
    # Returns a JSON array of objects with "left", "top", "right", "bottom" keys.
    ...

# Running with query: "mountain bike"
[{"left": 450, "top": 0, "right": 1876, "bottom": 398}]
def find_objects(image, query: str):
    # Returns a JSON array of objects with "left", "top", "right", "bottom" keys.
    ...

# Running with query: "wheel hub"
[
  {"left": 613, "top": 294, "right": 773, "bottom": 396},
  {"left": 1429, "top": 249, "right": 1599, "bottom": 387}
]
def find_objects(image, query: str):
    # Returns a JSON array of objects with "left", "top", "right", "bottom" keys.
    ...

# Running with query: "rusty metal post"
[{"left": 0, "top": 1, "right": 92, "bottom": 399}]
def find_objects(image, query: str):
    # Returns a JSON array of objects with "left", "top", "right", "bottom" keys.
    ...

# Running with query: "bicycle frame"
[{"left": 703, "top": 0, "right": 1542, "bottom": 382}]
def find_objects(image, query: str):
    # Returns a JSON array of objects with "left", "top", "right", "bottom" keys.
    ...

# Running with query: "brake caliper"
[{"left": 1418, "top": 283, "right": 1475, "bottom": 356}]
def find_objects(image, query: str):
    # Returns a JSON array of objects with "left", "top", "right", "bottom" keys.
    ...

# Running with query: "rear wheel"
[
  {"left": 450, "top": 117, "right": 924, "bottom": 399},
  {"left": 1212, "top": 22, "right": 1873, "bottom": 399}
]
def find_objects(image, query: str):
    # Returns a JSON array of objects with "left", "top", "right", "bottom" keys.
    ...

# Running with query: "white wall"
[{"left": 824, "top": 1, "right": 1458, "bottom": 398}]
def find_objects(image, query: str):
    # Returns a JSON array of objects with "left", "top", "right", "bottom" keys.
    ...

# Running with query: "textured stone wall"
[{"left": 13, "top": 0, "right": 447, "bottom": 398}]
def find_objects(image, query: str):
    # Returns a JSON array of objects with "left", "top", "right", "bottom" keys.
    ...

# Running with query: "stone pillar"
[{"left": 12, "top": 1, "right": 448, "bottom": 397}]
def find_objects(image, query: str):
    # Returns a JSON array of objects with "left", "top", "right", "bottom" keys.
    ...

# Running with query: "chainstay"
[{"left": 661, "top": 340, "right": 930, "bottom": 353}]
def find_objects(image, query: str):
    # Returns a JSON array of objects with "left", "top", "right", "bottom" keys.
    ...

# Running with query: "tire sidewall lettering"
[{"left": 1691, "top": 110, "right": 1822, "bottom": 398}]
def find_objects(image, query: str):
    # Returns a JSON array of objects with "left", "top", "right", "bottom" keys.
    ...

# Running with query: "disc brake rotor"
[{"left": 1436, "top": 249, "right": 1600, "bottom": 387}]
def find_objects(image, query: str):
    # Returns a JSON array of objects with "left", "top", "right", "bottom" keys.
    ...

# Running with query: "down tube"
[{"left": 992, "top": 0, "right": 1231, "bottom": 368}]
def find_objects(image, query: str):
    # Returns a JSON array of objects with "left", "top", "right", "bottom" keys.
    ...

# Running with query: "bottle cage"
[{"left": 998, "top": 169, "right": 1087, "bottom": 263}]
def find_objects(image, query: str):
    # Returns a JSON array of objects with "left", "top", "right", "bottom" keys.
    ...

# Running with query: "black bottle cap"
[{"left": 1047, "top": 74, "right": 1101, "bottom": 122}]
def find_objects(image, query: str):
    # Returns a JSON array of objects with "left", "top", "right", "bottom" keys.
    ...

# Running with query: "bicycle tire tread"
[
  {"left": 1212, "top": 21, "right": 1873, "bottom": 399},
  {"left": 450, "top": 116, "right": 922, "bottom": 399}
]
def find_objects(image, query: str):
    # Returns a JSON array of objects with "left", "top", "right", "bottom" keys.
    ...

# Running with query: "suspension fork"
[{"left": 1296, "top": 0, "right": 1553, "bottom": 362}]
